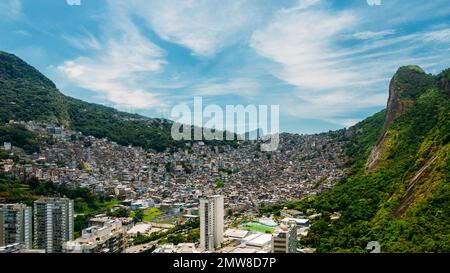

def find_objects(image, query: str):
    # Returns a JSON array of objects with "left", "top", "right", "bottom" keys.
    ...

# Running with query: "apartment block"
[
  {"left": 272, "top": 220, "right": 297, "bottom": 253},
  {"left": 63, "top": 218, "right": 125, "bottom": 253},
  {"left": 34, "top": 198, "right": 74, "bottom": 253},
  {"left": 0, "top": 204, "right": 32, "bottom": 249},
  {"left": 199, "top": 195, "right": 224, "bottom": 251}
]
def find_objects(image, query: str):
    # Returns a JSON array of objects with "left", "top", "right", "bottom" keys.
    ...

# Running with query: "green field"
[
  {"left": 240, "top": 222, "right": 275, "bottom": 233},
  {"left": 130, "top": 208, "right": 162, "bottom": 222}
]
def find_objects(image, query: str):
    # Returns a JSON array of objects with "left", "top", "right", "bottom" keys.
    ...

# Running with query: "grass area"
[
  {"left": 99, "top": 199, "right": 121, "bottom": 213},
  {"left": 130, "top": 208, "right": 162, "bottom": 222},
  {"left": 143, "top": 208, "right": 162, "bottom": 221},
  {"left": 240, "top": 222, "right": 275, "bottom": 233}
]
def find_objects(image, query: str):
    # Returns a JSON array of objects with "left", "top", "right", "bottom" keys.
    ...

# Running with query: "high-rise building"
[
  {"left": 199, "top": 195, "right": 224, "bottom": 251},
  {"left": 34, "top": 197, "right": 74, "bottom": 253},
  {"left": 63, "top": 218, "right": 125, "bottom": 253},
  {"left": 0, "top": 204, "right": 32, "bottom": 249},
  {"left": 272, "top": 220, "right": 297, "bottom": 253}
]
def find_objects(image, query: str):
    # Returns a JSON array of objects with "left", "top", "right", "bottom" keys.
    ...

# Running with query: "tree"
[{"left": 133, "top": 209, "right": 145, "bottom": 222}]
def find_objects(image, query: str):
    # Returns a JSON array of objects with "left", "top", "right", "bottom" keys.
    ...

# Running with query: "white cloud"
[
  {"left": 123, "top": 0, "right": 265, "bottom": 57},
  {"left": 192, "top": 78, "right": 260, "bottom": 97},
  {"left": 54, "top": 0, "right": 450, "bottom": 129},
  {"left": 62, "top": 31, "right": 101, "bottom": 50},
  {"left": 57, "top": 0, "right": 274, "bottom": 110},
  {"left": 0, "top": 0, "right": 22, "bottom": 21},
  {"left": 249, "top": 1, "right": 450, "bottom": 126},
  {"left": 66, "top": 0, "right": 81, "bottom": 6},
  {"left": 58, "top": 9, "right": 166, "bottom": 110},
  {"left": 250, "top": 7, "right": 358, "bottom": 90},
  {"left": 282, "top": 0, "right": 321, "bottom": 12},
  {"left": 353, "top": 29, "right": 396, "bottom": 40},
  {"left": 422, "top": 28, "right": 450, "bottom": 42},
  {"left": 280, "top": 89, "right": 387, "bottom": 124}
]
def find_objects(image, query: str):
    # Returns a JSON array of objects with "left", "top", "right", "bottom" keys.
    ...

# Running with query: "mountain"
[
  {"left": 0, "top": 51, "right": 184, "bottom": 152},
  {"left": 290, "top": 66, "right": 450, "bottom": 252},
  {"left": 366, "top": 66, "right": 437, "bottom": 171}
]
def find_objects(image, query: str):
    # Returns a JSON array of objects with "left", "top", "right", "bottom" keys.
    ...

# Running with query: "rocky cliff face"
[
  {"left": 439, "top": 79, "right": 450, "bottom": 98},
  {"left": 366, "top": 66, "right": 435, "bottom": 172}
]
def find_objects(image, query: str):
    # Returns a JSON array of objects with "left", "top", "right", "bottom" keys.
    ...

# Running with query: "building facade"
[
  {"left": 63, "top": 218, "right": 125, "bottom": 253},
  {"left": 3, "top": 142, "right": 12, "bottom": 151},
  {"left": 272, "top": 220, "right": 297, "bottom": 253},
  {"left": 34, "top": 198, "right": 74, "bottom": 253},
  {"left": 199, "top": 195, "right": 224, "bottom": 251},
  {"left": 0, "top": 204, "right": 32, "bottom": 249}
]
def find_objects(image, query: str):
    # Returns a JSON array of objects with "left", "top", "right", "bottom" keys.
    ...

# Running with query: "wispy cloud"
[
  {"left": 249, "top": 1, "right": 450, "bottom": 126},
  {"left": 62, "top": 30, "right": 101, "bottom": 51},
  {"left": 56, "top": 0, "right": 277, "bottom": 110},
  {"left": 0, "top": 0, "right": 22, "bottom": 21},
  {"left": 123, "top": 0, "right": 267, "bottom": 57},
  {"left": 191, "top": 77, "right": 261, "bottom": 98},
  {"left": 50, "top": 0, "right": 450, "bottom": 130},
  {"left": 250, "top": 5, "right": 358, "bottom": 90},
  {"left": 58, "top": 6, "right": 166, "bottom": 109},
  {"left": 353, "top": 29, "right": 396, "bottom": 40}
]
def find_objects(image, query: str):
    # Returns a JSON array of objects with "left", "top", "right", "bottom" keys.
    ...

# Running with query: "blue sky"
[{"left": 0, "top": 0, "right": 449, "bottom": 134}]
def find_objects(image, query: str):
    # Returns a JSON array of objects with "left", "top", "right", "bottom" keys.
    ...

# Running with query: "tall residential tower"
[
  {"left": 199, "top": 195, "right": 224, "bottom": 251},
  {"left": 34, "top": 198, "right": 74, "bottom": 253},
  {"left": 272, "top": 220, "right": 297, "bottom": 253},
  {"left": 0, "top": 204, "right": 32, "bottom": 249}
]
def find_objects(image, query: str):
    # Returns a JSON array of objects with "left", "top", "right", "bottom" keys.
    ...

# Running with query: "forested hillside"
[
  {"left": 288, "top": 66, "right": 450, "bottom": 253},
  {"left": 0, "top": 51, "right": 180, "bottom": 151}
]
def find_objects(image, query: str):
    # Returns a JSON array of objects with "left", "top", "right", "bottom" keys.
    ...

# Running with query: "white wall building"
[
  {"left": 64, "top": 218, "right": 125, "bottom": 253},
  {"left": 199, "top": 195, "right": 224, "bottom": 251},
  {"left": 3, "top": 142, "right": 12, "bottom": 151},
  {"left": 34, "top": 198, "right": 74, "bottom": 253},
  {"left": 0, "top": 204, "right": 32, "bottom": 249}
]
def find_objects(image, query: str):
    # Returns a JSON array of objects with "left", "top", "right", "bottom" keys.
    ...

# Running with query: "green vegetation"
[
  {"left": 66, "top": 98, "right": 181, "bottom": 152},
  {"left": 0, "top": 175, "right": 119, "bottom": 236},
  {"left": 219, "top": 168, "right": 233, "bottom": 175},
  {"left": 132, "top": 219, "right": 200, "bottom": 245},
  {"left": 161, "top": 228, "right": 200, "bottom": 245},
  {"left": 284, "top": 67, "right": 450, "bottom": 253},
  {"left": 0, "top": 52, "right": 69, "bottom": 124},
  {"left": 0, "top": 51, "right": 207, "bottom": 152},
  {"left": 339, "top": 110, "right": 386, "bottom": 170},
  {"left": 108, "top": 207, "right": 129, "bottom": 218},
  {"left": 215, "top": 178, "right": 225, "bottom": 188},
  {"left": 0, "top": 51, "right": 240, "bottom": 152},
  {"left": 403, "top": 65, "right": 425, "bottom": 74},
  {"left": 438, "top": 68, "right": 450, "bottom": 81},
  {"left": 143, "top": 208, "right": 162, "bottom": 221},
  {"left": 130, "top": 207, "right": 162, "bottom": 222},
  {"left": 240, "top": 222, "right": 276, "bottom": 233},
  {"left": 0, "top": 124, "right": 39, "bottom": 154}
]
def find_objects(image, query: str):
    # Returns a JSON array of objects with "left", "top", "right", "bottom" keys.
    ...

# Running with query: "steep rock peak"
[{"left": 366, "top": 66, "right": 435, "bottom": 172}]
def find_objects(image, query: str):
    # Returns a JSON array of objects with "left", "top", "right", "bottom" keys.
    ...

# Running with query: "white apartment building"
[
  {"left": 63, "top": 218, "right": 125, "bottom": 253},
  {"left": 3, "top": 142, "right": 12, "bottom": 151},
  {"left": 0, "top": 204, "right": 32, "bottom": 249},
  {"left": 34, "top": 197, "right": 74, "bottom": 253},
  {"left": 199, "top": 195, "right": 224, "bottom": 251}
]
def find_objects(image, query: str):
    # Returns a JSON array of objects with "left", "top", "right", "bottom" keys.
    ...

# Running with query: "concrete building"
[
  {"left": 3, "top": 142, "right": 12, "bottom": 151},
  {"left": 272, "top": 220, "right": 297, "bottom": 253},
  {"left": 34, "top": 198, "right": 74, "bottom": 253},
  {"left": 0, "top": 243, "right": 45, "bottom": 253},
  {"left": 0, "top": 204, "right": 32, "bottom": 249},
  {"left": 63, "top": 218, "right": 125, "bottom": 253},
  {"left": 199, "top": 195, "right": 224, "bottom": 251}
]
